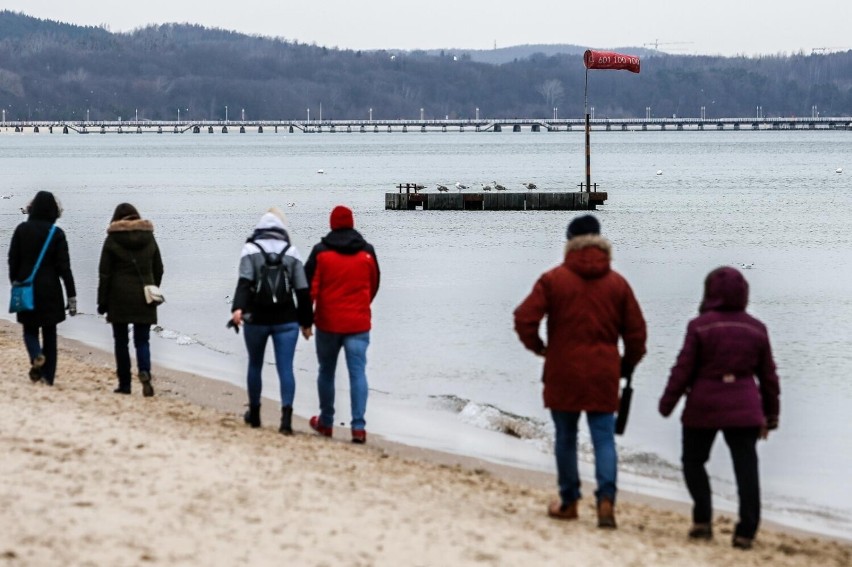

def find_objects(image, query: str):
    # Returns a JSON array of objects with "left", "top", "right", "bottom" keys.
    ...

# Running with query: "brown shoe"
[
  {"left": 688, "top": 523, "right": 713, "bottom": 540},
  {"left": 597, "top": 498, "right": 617, "bottom": 529},
  {"left": 547, "top": 499, "right": 578, "bottom": 521}
]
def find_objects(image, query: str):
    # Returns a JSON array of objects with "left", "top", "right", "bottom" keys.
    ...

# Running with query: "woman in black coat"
[
  {"left": 7, "top": 191, "right": 77, "bottom": 385},
  {"left": 97, "top": 203, "right": 164, "bottom": 396}
]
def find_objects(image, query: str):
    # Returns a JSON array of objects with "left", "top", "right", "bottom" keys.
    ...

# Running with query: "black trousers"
[{"left": 682, "top": 426, "right": 761, "bottom": 539}]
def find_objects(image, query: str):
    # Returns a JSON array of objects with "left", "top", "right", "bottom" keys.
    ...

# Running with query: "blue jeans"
[
  {"left": 551, "top": 410, "right": 617, "bottom": 505},
  {"left": 243, "top": 322, "right": 299, "bottom": 408},
  {"left": 315, "top": 329, "right": 370, "bottom": 431},
  {"left": 23, "top": 324, "right": 57, "bottom": 384},
  {"left": 112, "top": 323, "right": 151, "bottom": 390}
]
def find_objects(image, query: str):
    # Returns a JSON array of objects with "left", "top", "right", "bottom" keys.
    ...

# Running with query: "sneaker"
[
  {"left": 138, "top": 371, "right": 154, "bottom": 398},
  {"left": 688, "top": 523, "right": 713, "bottom": 540},
  {"left": 597, "top": 498, "right": 617, "bottom": 529},
  {"left": 309, "top": 416, "right": 333, "bottom": 437},
  {"left": 732, "top": 536, "right": 753, "bottom": 550},
  {"left": 351, "top": 430, "right": 367, "bottom": 444},
  {"left": 547, "top": 500, "right": 578, "bottom": 521},
  {"left": 29, "top": 354, "right": 46, "bottom": 382}
]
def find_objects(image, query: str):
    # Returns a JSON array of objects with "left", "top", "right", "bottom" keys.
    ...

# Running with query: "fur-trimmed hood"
[
  {"left": 564, "top": 234, "right": 612, "bottom": 280},
  {"left": 106, "top": 218, "right": 156, "bottom": 251},
  {"left": 107, "top": 219, "right": 154, "bottom": 233}
]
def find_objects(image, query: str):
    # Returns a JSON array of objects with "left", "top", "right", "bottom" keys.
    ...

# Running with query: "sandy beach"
[{"left": 0, "top": 320, "right": 849, "bottom": 566}]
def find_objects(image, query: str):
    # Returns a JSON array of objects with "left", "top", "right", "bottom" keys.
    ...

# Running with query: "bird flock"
[{"left": 432, "top": 181, "right": 537, "bottom": 193}]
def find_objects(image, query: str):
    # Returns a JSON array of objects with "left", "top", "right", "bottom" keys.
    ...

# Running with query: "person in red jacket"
[
  {"left": 304, "top": 206, "right": 380, "bottom": 444},
  {"left": 659, "top": 266, "right": 780, "bottom": 550},
  {"left": 514, "top": 214, "right": 646, "bottom": 528}
]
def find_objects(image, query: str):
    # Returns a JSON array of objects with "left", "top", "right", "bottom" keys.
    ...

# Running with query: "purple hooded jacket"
[{"left": 659, "top": 267, "right": 780, "bottom": 429}]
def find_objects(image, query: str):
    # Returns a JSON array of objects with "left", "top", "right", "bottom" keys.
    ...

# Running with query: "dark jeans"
[
  {"left": 682, "top": 426, "right": 761, "bottom": 539},
  {"left": 315, "top": 329, "right": 370, "bottom": 431},
  {"left": 112, "top": 323, "right": 151, "bottom": 390},
  {"left": 23, "top": 324, "right": 57, "bottom": 384}
]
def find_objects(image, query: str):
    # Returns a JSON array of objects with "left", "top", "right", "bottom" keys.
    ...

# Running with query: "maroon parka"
[
  {"left": 514, "top": 235, "right": 647, "bottom": 412},
  {"left": 658, "top": 267, "right": 780, "bottom": 429}
]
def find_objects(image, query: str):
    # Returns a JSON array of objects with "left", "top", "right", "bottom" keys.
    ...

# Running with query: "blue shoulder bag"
[{"left": 9, "top": 225, "right": 57, "bottom": 313}]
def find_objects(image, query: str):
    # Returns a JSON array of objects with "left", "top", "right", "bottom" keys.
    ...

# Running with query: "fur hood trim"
[
  {"left": 564, "top": 234, "right": 612, "bottom": 259},
  {"left": 107, "top": 219, "right": 154, "bottom": 233}
]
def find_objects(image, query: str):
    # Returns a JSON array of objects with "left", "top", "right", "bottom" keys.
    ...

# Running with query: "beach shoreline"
[{"left": 1, "top": 319, "right": 849, "bottom": 565}]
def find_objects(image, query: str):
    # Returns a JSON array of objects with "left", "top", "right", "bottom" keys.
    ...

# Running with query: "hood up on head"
[
  {"left": 28, "top": 191, "right": 62, "bottom": 222},
  {"left": 699, "top": 266, "right": 749, "bottom": 313}
]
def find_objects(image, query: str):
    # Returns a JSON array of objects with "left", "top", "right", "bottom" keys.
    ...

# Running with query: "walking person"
[
  {"left": 304, "top": 205, "right": 380, "bottom": 444},
  {"left": 8, "top": 191, "right": 77, "bottom": 385},
  {"left": 230, "top": 208, "right": 313, "bottom": 434},
  {"left": 659, "top": 266, "right": 780, "bottom": 550},
  {"left": 97, "top": 203, "right": 163, "bottom": 396},
  {"left": 513, "top": 214, "right": 646, "bottom": 528}
]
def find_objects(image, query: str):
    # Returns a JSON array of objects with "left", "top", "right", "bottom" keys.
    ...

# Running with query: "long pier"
[{"left": 2, "top": 116, "right": 851, "bottom": 134}]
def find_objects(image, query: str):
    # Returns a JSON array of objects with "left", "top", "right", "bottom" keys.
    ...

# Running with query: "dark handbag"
[
  {"left": 9, "top": 225, "right": 56, "bottom": 313},
  {"left": 614, "top": 374, "right": 633, "bottom": 436}
]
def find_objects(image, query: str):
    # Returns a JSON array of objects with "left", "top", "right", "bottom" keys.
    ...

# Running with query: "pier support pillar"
[
  {"left": 677, "top": 124, "right": 683, "bottom": 130},
  {"left": 531, "top": 124, "right": 540, "bottom": 132},
  {"left": 208, "top": 126, "right": 214, "bottom": 133},
  {"left": 642, "top": 124, "right": 647, "bottom": 131},
  {"left": 137, "top": 126, "right": 142, "bottom": 134},
  {"left": 258, "top": 125, "right": 264, "bottom": 133},
  {"left": 374, "top": 125, "right": 379, "bottom": 133},
  {"left": 239, "top": 125, "right": 245, "bottom": 133},
  {"left": 717, "top": 123, "right": 724, "bottom": 130},
  {"left": 402, "top": 125, "right": 407, "bottom": 133},
  {"left": 387, "top": 125, "right": 392, "bottom": 133},
  {"left": 733, "top": 123, "right": 740, "bottom": 130},
  {"left": 222, "top": 126, "right": 228, "bottom": 133},
  {"left": 513, "top": 124, "right": 521, "bottom": 132},
  {"left": 698, "top": 123, "right": 704, "bottom": 130},
  {"left": 193, "top": 126, "right": 200, "bottom": 133},
  {"left": 33, "top": 126, "right": 39, "bottom": 133},
  {"left": 493, "top": 124, "right": 501, "bottom": 132},
  {"left": 605, "top": 124, "right": 611, "bottom": 131},
  {"left": 63, "top": 126, "right": 69, "bottom": 134},
  {"left": 49, "top": 126, "right": 53, "bottom": 133},
  {"left": 158, "top": 126, "right": 163, "bottom": 134},
  {"left": 621, "top": 124, "right": 627, "bottom": 131},
  {"left": 459, "top": 125, "right": 464, "bottom": 132},
  {"left": 360, "top": 125, "right": 366, "bottom": 133}
]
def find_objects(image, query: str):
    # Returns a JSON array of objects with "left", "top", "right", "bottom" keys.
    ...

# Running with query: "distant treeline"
[{"left": 1, "top": 10, "right": 851, "bottom": 121}]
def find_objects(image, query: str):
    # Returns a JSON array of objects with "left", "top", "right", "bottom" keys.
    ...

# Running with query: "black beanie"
[{"left": 566, "top": 214, "right": 600, "bottom": 239}]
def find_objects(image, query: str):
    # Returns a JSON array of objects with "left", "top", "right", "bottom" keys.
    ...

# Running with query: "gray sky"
[{"left": 5, "top": 0, "right": 852, "bottom": 57}]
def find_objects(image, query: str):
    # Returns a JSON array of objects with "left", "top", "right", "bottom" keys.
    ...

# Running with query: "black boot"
[
  {"left": 243, "top": 404, "right": 261, "bottom": 428},
  {"left": 279, "top": 406, "right": 293, "bottom": 435}
]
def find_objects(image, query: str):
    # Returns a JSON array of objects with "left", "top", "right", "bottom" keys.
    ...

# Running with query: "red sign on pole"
[{"left": 583, "top": 50, "right": 640, "bottom": 73}]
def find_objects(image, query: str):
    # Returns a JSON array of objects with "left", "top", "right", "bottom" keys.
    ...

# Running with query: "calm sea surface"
[{"left": 1, "top": 130, "right": 850, "bottom": 538}]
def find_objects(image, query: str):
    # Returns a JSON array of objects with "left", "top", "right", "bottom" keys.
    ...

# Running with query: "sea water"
[{"left": 1, "top": 129, "right": 850, "bottom": 539}]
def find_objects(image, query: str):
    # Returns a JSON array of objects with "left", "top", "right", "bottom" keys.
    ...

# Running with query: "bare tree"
[{"left": 537, "top": 79, "right": 564, "bottom": 108}]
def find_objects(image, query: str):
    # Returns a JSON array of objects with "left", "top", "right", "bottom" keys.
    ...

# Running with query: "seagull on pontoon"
[
  {"left": 522, "top": 182, "right": 537, "bottom": 190},
  {"left": 0, "top": 194, "right": 11, "bottom": 199},
  {"left": 481, "top": 183, "right": 492, "bottom": 191},
  {"left": 739, "top": 263, "right": 754, "bottom": 270},
  {"left": 436, "top": 184, "right": 449, "bottom": 192},
  {"left": 493, "top": 181, "right": 507, "bottom": 191},
  {"left": 455, "top": 182, "right": 468, "bottom": 191}
]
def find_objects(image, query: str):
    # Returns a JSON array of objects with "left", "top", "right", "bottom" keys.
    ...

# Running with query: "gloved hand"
[
  {"left": 97, "top": 304, "right": 108, "bottom": 315},
  {"left": 67, "top": 297, "right": 77, "bottom": 316},
  {"left": 620, "top": 358, "right": 634, "bottom": 379}
]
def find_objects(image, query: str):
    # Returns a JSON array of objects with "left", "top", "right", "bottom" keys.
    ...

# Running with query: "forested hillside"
[{"left": 0, "top": 11, "right": 850, "bottom": 121}]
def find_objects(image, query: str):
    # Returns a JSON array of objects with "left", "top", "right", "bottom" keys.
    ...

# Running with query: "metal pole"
[{"left": 584, "top": 69, "right": 591, "bottom": 194}]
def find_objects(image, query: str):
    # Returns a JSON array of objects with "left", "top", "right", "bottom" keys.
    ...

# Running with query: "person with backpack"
[
  {"left": 8, "top": 191, "right": 77, "bottom": 386},
  {"left": 659, "top": 266, "right": 780, "bottom": 550},
  {"left": 230, "top": 207, "right": 313, "bottom": 434},
  {"left": 97, "top": 203, "right": 164, "bottom": 396},
  {"left": 304, "top": 205, "right": 380, "bottom": 444}
]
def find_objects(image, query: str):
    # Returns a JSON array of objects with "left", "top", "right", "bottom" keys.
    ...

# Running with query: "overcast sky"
[{"left": 5, "top": 0, "right": 852, "bottom": 57}]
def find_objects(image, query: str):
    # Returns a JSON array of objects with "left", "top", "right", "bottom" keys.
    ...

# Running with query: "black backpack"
[{"left": 250, "top": 241, "right": 292, "bottom": 307}]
